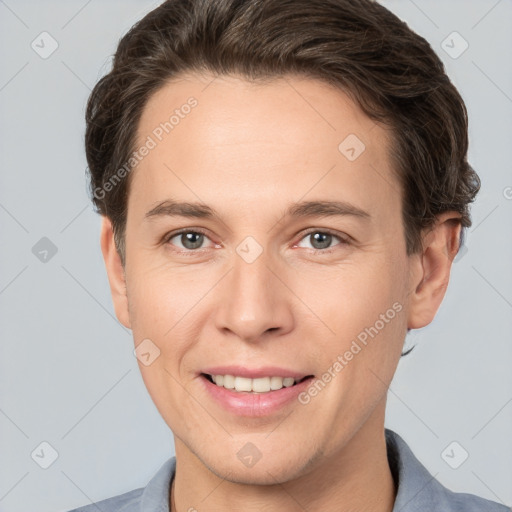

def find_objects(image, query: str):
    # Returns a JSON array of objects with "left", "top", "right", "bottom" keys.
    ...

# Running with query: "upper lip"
[{"left": 201, "top": 366, "right": 311, "bottom": 379}]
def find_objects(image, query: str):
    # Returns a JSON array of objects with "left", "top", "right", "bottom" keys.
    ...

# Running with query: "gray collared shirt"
[{"left": 67, "top": 429, "right": 510, "bottom": 511}]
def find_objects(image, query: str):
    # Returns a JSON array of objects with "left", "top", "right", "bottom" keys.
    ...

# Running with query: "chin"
[
  {"left": 199, "top": 445, "right": 320, "bottom": 486},
  {"left": 210, "top": 462, "right": 301, "bottom": 486}
]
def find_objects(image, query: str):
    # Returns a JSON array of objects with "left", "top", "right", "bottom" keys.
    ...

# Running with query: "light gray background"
[{"left": 0, "top": 1, "right": 511, "bottom": 511}]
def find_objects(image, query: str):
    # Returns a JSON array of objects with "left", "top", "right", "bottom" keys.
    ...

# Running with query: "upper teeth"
[{"left": 211, "top": 375, "right": 296, "bottom": 393}]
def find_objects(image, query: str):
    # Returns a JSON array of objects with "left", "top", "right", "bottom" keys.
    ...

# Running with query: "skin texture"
[{"left": 100, "top": 73, "right": 462, "bottom": 512}]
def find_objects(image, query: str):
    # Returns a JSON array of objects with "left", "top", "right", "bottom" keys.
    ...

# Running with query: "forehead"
[
  {"left": 138, "top": 72, "right": 388, "bottom": 151},
  {"left": 129, "top": 72, "right": 400, "bottom": 227}
]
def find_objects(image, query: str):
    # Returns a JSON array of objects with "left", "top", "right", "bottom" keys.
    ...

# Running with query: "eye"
[
  {"left": 163, "top": 228, "right": 350, "bottom": 254},
  {"left": 296, "top": 229, "right": 350, "bottom": 252},
  {"left": 165, "top": 229, "right": 215, "bottom": 251}
]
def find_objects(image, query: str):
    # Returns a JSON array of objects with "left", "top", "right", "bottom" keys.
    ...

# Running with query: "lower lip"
[{"left": 200, "top": 375, "right": 314, "bottom": 417}]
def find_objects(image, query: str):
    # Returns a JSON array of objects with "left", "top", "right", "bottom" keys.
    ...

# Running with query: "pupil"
[{"left": 312, "top": 232, "right": 331, "bottom": 249}]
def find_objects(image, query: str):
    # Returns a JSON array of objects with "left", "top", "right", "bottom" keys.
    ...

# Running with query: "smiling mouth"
[{"left": 202, "top": 373, "right": 314, "bottom": 393}]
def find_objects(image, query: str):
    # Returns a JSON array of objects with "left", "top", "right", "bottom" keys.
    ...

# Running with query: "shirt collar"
[
  {"left": 139, "top": 456, "right": 175, "bottom": 512},
  {"left": 386, "top": 428, "right": 446, "bottom": 511}
]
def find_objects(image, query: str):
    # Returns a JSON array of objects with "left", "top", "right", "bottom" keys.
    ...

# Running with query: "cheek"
[
  {"left": 126, "top": 265, "right": 204, "bottom": 424},
  {"left": 126, "top": 258, "right": 201, "bottom": 335},
  {"left": 301, "top": 260, "right": 407, "bottom": 435},
  {"left": 293, "top": 255, "right": 408, "bottom": 398},
  {"left": 296, "top": 254, "right": 406, "bottom": 333},
  {"left": 125, "top": 261, "right": 214, "bottom": 399}
]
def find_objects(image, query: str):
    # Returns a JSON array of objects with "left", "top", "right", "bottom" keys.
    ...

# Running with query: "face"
[{"left": 104, "top": 73, "right": 430, "bottom": 484}]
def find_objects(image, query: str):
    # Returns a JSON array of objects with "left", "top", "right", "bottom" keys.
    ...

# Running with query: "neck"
[{"left": 171, "top": 403, "right": 396, "bottom": 512}]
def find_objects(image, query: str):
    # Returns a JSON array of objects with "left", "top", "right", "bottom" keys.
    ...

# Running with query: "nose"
[{"left": 213, "top": 247, "right": 295, "bottom": 344}]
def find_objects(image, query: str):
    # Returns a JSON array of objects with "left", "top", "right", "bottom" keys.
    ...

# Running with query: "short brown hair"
[{"left": 85, "top": 0, "right": 479, "bottom": 266}]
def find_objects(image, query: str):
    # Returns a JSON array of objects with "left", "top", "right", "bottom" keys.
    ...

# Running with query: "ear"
[
  {"left": 100, "top": 216, "right": 131, "bottom": 329},
  {"left": 407, "top": 212, "right": 462, "bottom": 330}
]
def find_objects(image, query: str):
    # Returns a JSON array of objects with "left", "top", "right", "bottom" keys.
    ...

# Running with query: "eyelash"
[{"left": 163, "top": 228, "right": 351, "bottom": 255}]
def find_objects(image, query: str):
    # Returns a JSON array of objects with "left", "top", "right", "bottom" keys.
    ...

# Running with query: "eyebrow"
[{"left": 144, "top": 199, "right": 371, "bottom": 222}]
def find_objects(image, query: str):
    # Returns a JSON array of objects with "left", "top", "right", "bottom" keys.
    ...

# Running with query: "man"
[{"left": 68, "top": 0, "right": 509, "bottom": 510}]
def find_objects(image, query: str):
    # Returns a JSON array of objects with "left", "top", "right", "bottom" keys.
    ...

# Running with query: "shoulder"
[
  {"left": 386, "top": 429, "right": 510, "bottom": 512},
  {"left": 437, "top": 487, "right": 511, "bottom": 512},
  {"left": 64, "top": 487, "right": 144, "bottom": 512},
  {"left": 64, "top": 456, "right": 176, "bottom": 512}
]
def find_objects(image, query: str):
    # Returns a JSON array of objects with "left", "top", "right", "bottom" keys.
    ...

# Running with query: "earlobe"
[
  {"left": 99, "top": 216, "right": 131, "bottom": 329},
  {"left": 407, "top": 212, "right": 462, "bottom": 330}
]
